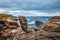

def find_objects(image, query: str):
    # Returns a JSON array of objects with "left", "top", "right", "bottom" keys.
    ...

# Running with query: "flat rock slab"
[
  {"left": 35, "top": 30, "right": 60, "bottom": 40},
  {"left": 17, "top": 30, "right": 60, "bottom": 40}
]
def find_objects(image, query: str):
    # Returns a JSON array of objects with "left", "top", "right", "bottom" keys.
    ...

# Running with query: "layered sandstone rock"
[
  {"left": 42, "top": 16, "right": 60, "bottom": 32},
  {"left": 19, "top": 16, "right": 32, "bottom": 33},
  {"left": 0, "top": 14, "right": 60, "bottom": 40},
  {"left": 0, "top": 14, "right": 20, "bottom": 40},
  {"left": 0, "top": 19, "right": 20, "bottom": 40},
  {"left": 42, "top": 23, "right": 59, "bottom": 32},
  {"left": 35, "top": 30, "right": 60, "bottom": 40},
  {"left": 35, "top": 16, "right": 60, "bottom": 40},
  {"left": 49, "top": 16, "right": 60, "bottom": 23}
]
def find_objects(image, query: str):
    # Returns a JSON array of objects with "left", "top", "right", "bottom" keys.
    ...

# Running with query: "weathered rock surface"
[
  {"left": 42, "top": 23, "right": 59, "bottom": 31},
  {"left": 19, "top": 16, "right": 32, "bottom": 33},
  {"left": 16, "top": 29, "right": 60, "bottom": 40},
  {"left": 42, "top": 16, "right": 60, "bottom": 32},
  {"left": 0, "top": 15, "right": 60, "bottom": 40},
  {"left": 35, "top": 30, "right": 60, "bottom": 40},
  {"left": 49, "top": 16, "right": 60, "bottom": 23},
  {"left": 31, "top": 27, "right": 40, "bottom": 31},
  {"left": 10, "top": 16, "right": 60, "bottom": 40}
]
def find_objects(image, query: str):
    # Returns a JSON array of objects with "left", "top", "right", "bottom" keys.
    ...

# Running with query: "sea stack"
[{"left": 19, "top": 16, "right": 32, "bottom": 33}]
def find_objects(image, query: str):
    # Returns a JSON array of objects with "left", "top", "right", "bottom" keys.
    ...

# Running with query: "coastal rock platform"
[{"left": 0, "top": 14, "right": 60, "bottom": 40}]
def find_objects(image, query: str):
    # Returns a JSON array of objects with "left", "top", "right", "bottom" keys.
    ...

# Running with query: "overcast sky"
[{"left": 0, "top": 0, "right": 60, "bottom": 16}]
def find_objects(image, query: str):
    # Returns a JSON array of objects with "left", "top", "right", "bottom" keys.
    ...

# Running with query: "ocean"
[{"left": 26, "top": 16, "right": 51, "bottom": 28}]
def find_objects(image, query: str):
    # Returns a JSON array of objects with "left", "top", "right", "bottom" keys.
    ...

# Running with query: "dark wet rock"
[
  {"left": 49, "top": 16, "right": 60, "bottom": 23},
  {"left": 35, "top": 20, "right": 43, "bottom": 24},
  {"left": 35, "top": 20, "right": 43, "bottom": 28}
]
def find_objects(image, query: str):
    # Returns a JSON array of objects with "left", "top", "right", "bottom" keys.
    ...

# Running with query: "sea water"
[{"left": 26, "top": 16, "right": 51, "bottom": 28}]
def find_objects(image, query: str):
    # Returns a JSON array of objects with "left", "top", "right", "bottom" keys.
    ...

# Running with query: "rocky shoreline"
[{"left": 0, "top": 14, "right": 60, "bottom": 40}]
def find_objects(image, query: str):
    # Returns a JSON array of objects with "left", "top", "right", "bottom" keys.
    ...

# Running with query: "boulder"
[
  {"left": 35, "top": 20, "right": 43, "bottom": 28},
  {"left": 35, "top": 20, "right": 43, "bottom": 24}
]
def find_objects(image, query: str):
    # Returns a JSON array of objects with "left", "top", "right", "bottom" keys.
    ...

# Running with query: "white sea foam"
[
  {"left": 28, "top": 21, "right": 35, "bottom": 24},
  {"left": 27, "top": 19, "right": 30, "bottom": 21}
]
